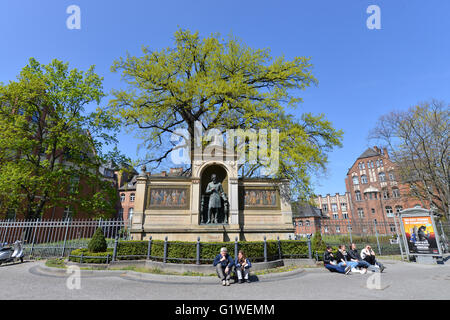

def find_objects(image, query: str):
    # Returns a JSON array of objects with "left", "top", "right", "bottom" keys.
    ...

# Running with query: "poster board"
[{"left": 399, "top": 208, "right": 442, "bottom": 257}]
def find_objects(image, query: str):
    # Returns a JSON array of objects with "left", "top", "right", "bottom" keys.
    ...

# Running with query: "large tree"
[
  {"left": 108, "top": 29, "right": 342, "bottom": 199},
  {"left": 0, "top": 58, "right": 122, "bottom": 220},
  {"left": 370, "top": 100, "right": 449, "bottom": 219}
]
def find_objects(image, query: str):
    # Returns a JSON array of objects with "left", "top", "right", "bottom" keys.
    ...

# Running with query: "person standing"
[{"left": 213, "top": 247, "right": 235, "bottom": 286}]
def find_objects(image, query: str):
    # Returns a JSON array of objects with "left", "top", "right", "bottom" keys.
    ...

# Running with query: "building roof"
[
  {"left": 357, "top": 148, "right": 381, "bottom": 159},
  {"left": 118, "top": 174, "right": 137, "bottom": 191},
  {"left": 291, "top": 202, "right": 324, "bottom": 218}
]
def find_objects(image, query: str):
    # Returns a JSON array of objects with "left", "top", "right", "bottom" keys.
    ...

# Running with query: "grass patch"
[
  {"left": 45, "top": 258, "right": 66, "bottom": 268},
  {"left": 108, "top": 265, "right": 216, "bottom": 276},
  {"left": 254, "top": 265, "right": 301, "bottom": 275}
]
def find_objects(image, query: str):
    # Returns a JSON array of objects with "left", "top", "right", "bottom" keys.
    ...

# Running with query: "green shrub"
[
  {"left": 88, "top": 227, "right": 107, "bottom": 253},
  {"left": 68, "top": 248, "right": 113, "bottom": 263},
  {"left": 311, "top": 232, "right": 327, "bottom": 253},
  {"left": 116, "top": 239, "right": 308, "bottom": 263}
]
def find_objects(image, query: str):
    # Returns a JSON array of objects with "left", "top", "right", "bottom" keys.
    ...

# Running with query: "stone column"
[
  {"left": 131, "top": 174, "right": 148, "bottom": 239},
  {"left": 229, "top": 177, "right": 239, "bottom": 225},
  {"left": 191, "top": 178, "right": 200, "bottom": 225}
]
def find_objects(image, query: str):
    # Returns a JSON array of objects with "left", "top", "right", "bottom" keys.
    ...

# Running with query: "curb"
[{"left": 32, "top": 261, "right": 306, "bottom": 283}]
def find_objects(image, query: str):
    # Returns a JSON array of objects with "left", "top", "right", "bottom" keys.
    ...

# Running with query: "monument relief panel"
[
  {"left": 147, "top": 186, "right": 190, "bottom": 210},
  {"left": 243, "top": 187, "right": 279, "bottom": 209}
]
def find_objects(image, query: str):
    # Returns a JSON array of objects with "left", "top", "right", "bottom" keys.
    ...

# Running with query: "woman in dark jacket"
[{"left": 234, "top": 250, "right": 252, "bottom": 283}]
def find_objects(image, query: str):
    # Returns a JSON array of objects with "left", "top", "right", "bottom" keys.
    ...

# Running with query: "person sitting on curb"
[
  {"left": 347, "top": 243, "right": 378, "bottom": 273},
  {"left": 213, "top": 247, "right": 235, "bottom": 286},
  {"left": 361, "top": 245, "right": 385, "bottom": 272},
  {"left": 336, "top": 244, "right": 367, "bottom": 274},
  {"left": 234, "top": 250, "right": 252, "bottom": 283},
  {"left": 323, "top": 246, "right": 351, "bottom": 275}
]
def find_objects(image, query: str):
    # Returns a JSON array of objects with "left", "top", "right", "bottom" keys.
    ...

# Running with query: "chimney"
[
  {"left": 373, "top": 146, "right": 380, "bottom": 154},
  {"left": 169, "top": 167, "right": 183, "bottom": 175},
  {"left": 161, "top": 171, "right": 167, "bottom": 176},
  {"left": 383, "top": 147, "right": 389, "bottom": 158}
]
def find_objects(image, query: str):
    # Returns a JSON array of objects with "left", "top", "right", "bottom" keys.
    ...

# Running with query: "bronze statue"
[{"left": 204, "top": 174, "right": 228, "bottom": 224}]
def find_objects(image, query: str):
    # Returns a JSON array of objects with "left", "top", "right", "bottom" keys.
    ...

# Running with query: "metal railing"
[
  {"left": 0, "top": 218, "right": 128, "bottom": 258},
  {"left": 68, "top": 236, "right": 312, "bottom": 265}
]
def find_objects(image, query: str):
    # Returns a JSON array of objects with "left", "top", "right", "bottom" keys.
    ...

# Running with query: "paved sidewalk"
[{"left": 0, "top": 260, "right": 449, "bottom": 299}]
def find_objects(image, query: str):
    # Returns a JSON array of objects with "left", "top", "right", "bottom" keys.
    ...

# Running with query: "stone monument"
[{"left": 129, "top": 147, "right": 295, "bottom": 241}]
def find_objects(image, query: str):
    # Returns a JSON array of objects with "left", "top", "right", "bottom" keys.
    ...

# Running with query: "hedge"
[
  {"left": 116, "top": 239, "right": 309, "bottom": 264},
  {"left": 69, "top": 248, "right": 114, "bottom": 264}
]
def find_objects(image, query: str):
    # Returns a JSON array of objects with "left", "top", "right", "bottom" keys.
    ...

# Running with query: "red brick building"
[
  {"left": 345, "top": 146, "right": 426, "bottom": 234},
  {"left": 292, "top": 202, "right": 327, "bottom": 237}
]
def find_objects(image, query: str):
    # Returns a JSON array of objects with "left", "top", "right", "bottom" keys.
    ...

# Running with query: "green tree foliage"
[
  {"left": 311, "top": 232, "right": 327, "bottom": 253},
  {"left": 108, "top": 29, "right": 343, "bottom": 200},
  {"left": 88, "top": 227, "right": 108, "bottom": 253},
  {"left": 0, "top": 58, "right": 124, "bottom": 219}
]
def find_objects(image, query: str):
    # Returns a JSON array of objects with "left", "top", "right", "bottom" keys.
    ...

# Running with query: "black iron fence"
[
  {"left": 295, "top": 217, "right": 450, "bottom": 257},
  {"left": 2, "top": 217, "right": 448, "bottom": 262},
  {"left": 0, "top": 219, "right": 129, "bottom": 258}
]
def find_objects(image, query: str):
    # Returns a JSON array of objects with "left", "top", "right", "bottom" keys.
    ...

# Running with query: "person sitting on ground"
[
  {"left": 347, "top": 243, "right": 378, "bottom": 273},
  {"left": 336, "top": 244, "right": 366, "bottom": 274},
  {"left": 234, "top": 250, "right": 252, "bottom": 284},
  {"left": 213, "top": 247, "right": 235, "bottom": 286},
  {"left": 323, "top": 246, "right": 351, "bottom": 275},
  {"left": 360, "top": 245, "right": 385, "bottom": 272}
]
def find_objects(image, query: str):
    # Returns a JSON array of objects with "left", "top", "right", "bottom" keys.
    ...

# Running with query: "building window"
[
  {"left": 63, "top": 207, "right": 73, "bottom": 220},
  {"left": 371, "top": 208, "right": 375, "bottom": 214},
  {"left": 389, "top": 171, "right": 395, "bottom": 181},
  {"left": 298, "top": 220, "right": 303, "bottom": 226},
  {"left": 324, "top": 226, "right": 328, "bottom": 233},
  {"left": 392, "top": 188, "right": 400, "bottom": 198},
  {"left": 305, "top": 220, "right": 310, "bottom": 226},
  {"left": 379, "top": 172, "right": 386, "bottom": 182},
  {"left": 380, "top": 159, "right": 383, "bottom": 166},
  {"left": 361, "top": 175, "right": 368, "bottom": 184},
  {"left": 130, "top": 193, "right": 135, "bottom": 202},
  {"left": 358, "top": 208, "right": 364, "bottom": 218},
  {"left": 336, "top": 226, "right": 341, "bottom": 233},
  {"left": 376, "top": 160, "right": 380, "bottom": 167},
  {"left": 355, "top": 191, "right": 362, "bottom": 201},
  {"left": 120, "top": 193, "right": 125, "bottom": 202},
  {"left": 119, "top": 208, "right": 124, "bottom": 219},
  {"left": 395, "top": 205, "right": 403, "bottom": 213},
  {"left": 352, "top": 176, "right": 359, "bottom": 185},
  {"left": 340, "top": 202, "right": 347, "bottom": 211},
  {"left": 333, "top": 213, "right": 339, "bottom": 220},
  {"left": 386, "top": 206, "right": 393, "bottom": 217},
  {"left": 68, "top": 176, "right": 80, "bottom": 194},
  {"left": 390, "top": 224, "right": 396, "bottom": 232},
  {"left": 331, "top": 204, "right": 338, "bottom": 212},
  {"left": 322, "top": 204, "right": 328, "bottom": 212},
  {"left": 382, "top": 189, "right": 389, "bottom": 199},
  {"left": 343, "top": 212, "right": 348, "bottom": 219}
]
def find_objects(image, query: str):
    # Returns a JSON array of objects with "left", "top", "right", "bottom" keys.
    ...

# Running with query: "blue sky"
[{"left": 1, "top": 0, "right": 449, "bottom": 196}]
